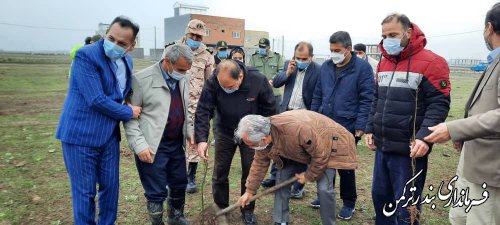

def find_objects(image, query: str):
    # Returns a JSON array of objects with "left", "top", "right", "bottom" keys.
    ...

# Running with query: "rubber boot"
[
  {"left": 167, "top": 188, "right": 189, "bottom": 225},
  {"left": 186, "top": 162, "right": 198, "bottom": 193},
  {"left": 147, "top": 201, "right": 165, "bottom": 225}
]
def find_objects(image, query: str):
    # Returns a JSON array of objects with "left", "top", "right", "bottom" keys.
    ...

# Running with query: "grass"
[{"left": 0, "top": 52, "right": 480, "bottom": 225}]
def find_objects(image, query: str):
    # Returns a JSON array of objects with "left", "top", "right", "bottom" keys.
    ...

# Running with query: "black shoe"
[
  {"left": 186, "top": 179, "right": 197, "bottom": 193},
  {"left": 261, "top": 178, "right": 275, "bottom": 188},
  {"left": 147, "top": 201, "right": 165, "bottom": 225},
  {"left": 241, "top": 210, "right": 257, "bottom": 225},
  {"left": 290, "top": 186, "right": 304, "bottom": 199}
]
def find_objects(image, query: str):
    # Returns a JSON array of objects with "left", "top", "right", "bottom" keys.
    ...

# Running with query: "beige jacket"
[
  {"left": 447, "top": 54, "right": 500, "bottom": 187},
  {"left": 123, "top": 63, "right": 194, "bottom": 161},
  {"left": 245, "top": 110, "right": 357, "bottom": 194}
]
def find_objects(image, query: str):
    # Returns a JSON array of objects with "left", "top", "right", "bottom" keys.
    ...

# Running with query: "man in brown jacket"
[
  {"left": 424, "top": 3, "right": 500, "bottom": 224},
  {"left": 236, "top": 110, "right": 357, "bottom": 225}
]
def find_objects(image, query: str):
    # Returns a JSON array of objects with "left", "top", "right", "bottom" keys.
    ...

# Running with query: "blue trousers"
[
  {"left": 62, "top": 136, "right": 120, "bottom": 225},
  {"left": 135, "top": 137, "right": 187, "bottom": 202},
  {"left": 372, "top": 150, "right": 428, "bottom": 225}
]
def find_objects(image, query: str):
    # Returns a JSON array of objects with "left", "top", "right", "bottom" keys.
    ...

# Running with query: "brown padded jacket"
[{"left": 245, "top": 110, "right": 357, "bottom": 195}]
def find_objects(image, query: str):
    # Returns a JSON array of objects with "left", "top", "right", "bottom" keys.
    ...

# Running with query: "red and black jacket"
[{"left": 365, "top": 22, "right": 451, "bottom": 155}]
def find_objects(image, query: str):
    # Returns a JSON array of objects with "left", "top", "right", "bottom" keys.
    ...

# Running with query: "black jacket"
[{"left": 195, "top": 61, "right": 276, "bottom": 143}]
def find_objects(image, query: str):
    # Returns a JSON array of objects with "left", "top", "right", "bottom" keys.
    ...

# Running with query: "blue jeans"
[{"left": 372, "top": 150, "right": 428, "bottom": 225}]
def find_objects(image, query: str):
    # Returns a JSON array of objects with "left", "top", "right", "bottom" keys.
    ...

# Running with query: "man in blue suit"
[
  {"left": 310, "top": 31, "right": 374, "bottom": 220},
  {"left": 261, "top": 42, "right": 320, "bottom": 199},
  {"left": 56, "top": 16, "right": 141, "bottom": 225}
]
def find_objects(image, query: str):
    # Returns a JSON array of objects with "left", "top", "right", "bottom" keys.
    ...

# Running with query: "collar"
[{"left": 487, "top": 47, "right": 500, "bottom": 65}]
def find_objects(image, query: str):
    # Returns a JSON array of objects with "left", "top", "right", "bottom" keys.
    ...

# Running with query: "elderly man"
[
  {"left": 195, "top": 60, "right": 276, "bottom": 225},
  {"left": 424, "top": 3, "right": 500, "bottom": 225},
  {"left": 56, "top": 16, "right": 141, "bottom": 224},
  {"left": 237, "top": 110, "right": 357, "bottom": 225},
  {"left": 124, "top": 44, "right": 194, "bottom": 225}
]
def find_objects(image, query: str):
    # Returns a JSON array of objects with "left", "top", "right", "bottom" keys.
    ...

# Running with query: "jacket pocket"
[{"left": 269, "top": 62, "right": 278, "bottom": 71}]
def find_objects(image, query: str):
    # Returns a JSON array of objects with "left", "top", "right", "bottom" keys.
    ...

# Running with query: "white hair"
[
  {"left": 234, "top": 115, "right": 271, "bottom": 145},
  {"left": 162, "top": 44, "right": 194, "bottom": 64}
]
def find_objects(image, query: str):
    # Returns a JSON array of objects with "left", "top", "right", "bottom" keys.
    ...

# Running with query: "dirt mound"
[{"left": 191, "top": 205, "right": 245, "bottom": 225}]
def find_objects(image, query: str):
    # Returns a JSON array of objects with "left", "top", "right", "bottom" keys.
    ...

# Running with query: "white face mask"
[
  {"left": 356, "top": 54, "right": 367, "bottom": 60},
  {"left": 252, "top": 142, "right": 269, "bottom": 151},
  {"left": 331, "top": 50, "right": 347, "bottom": 64}
]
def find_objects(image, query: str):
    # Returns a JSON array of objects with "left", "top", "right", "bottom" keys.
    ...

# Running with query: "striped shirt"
[{"left": 287, "top": 69, "right": 306, "bottom": 110}]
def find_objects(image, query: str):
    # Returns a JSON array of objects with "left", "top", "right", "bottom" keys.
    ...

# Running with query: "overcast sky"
[{"left": 0, "top": 0, "right": 497, "bottom": 60}]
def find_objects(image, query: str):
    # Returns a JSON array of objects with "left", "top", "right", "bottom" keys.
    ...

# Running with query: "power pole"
[
  {"left": 281, "top": 35, "right": 284, "bottom": 57},
  {"left": 154, "top": 26, "right": 157, "bottom": 59}
]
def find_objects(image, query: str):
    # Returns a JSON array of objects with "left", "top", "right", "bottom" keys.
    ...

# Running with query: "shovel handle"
[{"left": 215, "top": 177, "right": 298, "bottom": 216}]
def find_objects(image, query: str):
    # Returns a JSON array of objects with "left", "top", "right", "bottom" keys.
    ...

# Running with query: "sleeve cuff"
[
  {"left": 132, "top": 140, "right": 150, "bottom": 155},
  {"left": 416, "top": 127, "right": 431, "bottom": 140}
]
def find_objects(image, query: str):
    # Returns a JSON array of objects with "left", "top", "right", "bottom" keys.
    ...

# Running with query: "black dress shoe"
[
  {"left": 261, "top": 178, "right": 276, "bottom": 188},
  {"left": 241, "top": 210, "right": 257, "bottom": 225}
]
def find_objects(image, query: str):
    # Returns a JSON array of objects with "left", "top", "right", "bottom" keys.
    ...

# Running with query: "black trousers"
[
  {"left": 212, "top": 131, "right": 255, "bottom": 211},
  {"left": 336, "top": 169, "right": 357, "bottom": 208},
  {"left": 135, "top": 137, "right": 187, "bottom": 203}
]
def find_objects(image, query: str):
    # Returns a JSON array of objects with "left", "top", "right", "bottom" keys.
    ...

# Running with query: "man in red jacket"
[{"left": 364, "top": 13, "right": 451, "bottom": 225}]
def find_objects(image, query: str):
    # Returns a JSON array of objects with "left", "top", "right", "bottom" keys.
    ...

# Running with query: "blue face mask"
[
  {"left": 295, "top": 59, "right": 310, "bottom": 70},
  {"left": 103, "top": 39, "right": 126, "bottom": 61},
  {"left": 169, "top": 70, "right": 185, "bottom": 81},
  {"left": 186, "top": 37, "right": 201, "bottom": 49},
  {"left": 217, "top": 50, "right": 228, "bottom": 59},
  {"left": 258, "top": 48, "right": 267, "bottom": 56},
  {"left": 218, "top": 79, "right": 239, "bottom": 94},
  {"left": 165, "top": 61, "right": 185, "bottom": 81},
  {"left": 383, "top": 38, "right": 404, "bottom": 55}
]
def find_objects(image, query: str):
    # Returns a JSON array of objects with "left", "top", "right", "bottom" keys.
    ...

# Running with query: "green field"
[{"left": 0, "top": 53, "right": 480, "bottom": 225}]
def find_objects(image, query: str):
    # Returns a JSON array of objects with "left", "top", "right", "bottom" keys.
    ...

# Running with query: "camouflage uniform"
[{"left": 181, "top": 39, "right": 214, "bottom": 163}]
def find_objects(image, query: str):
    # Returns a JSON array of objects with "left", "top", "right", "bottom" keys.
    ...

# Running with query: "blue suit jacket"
[
  {"left": 311, "top": 54, "right": 374, "bottom": 133},
  {"left": 272, "top": 61, "right": 320, "bottom": 113},
  {"left": 56, "top": 39, "right": 133, "bottom": 147}
]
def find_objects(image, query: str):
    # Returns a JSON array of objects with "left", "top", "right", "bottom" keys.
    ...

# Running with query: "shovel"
[{"left": 214, "top": 176, "right": 298, "bottom": 222}]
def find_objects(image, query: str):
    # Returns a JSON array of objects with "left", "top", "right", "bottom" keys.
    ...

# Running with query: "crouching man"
[{"left": 236, "top": 110, "right": 357, "bottom": 225}]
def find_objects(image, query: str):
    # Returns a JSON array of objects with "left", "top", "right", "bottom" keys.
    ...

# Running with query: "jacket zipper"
[{"left": 381, "top": 61, "right": 399, "bottom": 151}]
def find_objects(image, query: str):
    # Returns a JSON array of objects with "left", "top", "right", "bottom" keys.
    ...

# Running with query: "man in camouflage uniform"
[
  {"left": 166, "top": 19, "right": 214, "bottom": 193},
  {"left": 249, "top": 38, "right": 284, "bottom": 113}
]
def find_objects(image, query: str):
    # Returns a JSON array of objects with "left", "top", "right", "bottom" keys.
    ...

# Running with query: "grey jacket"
[
  {"left": 447, "top": 54, "right": 500, "bottom": 187},
  {"left": 124, "top": 62, "right": 194, "bottom": 161}
]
